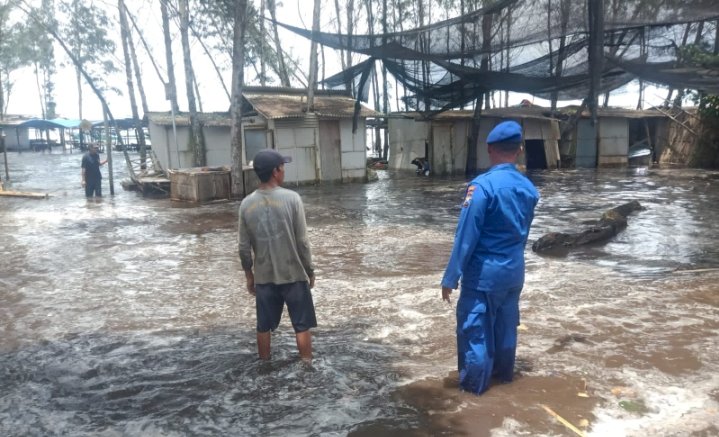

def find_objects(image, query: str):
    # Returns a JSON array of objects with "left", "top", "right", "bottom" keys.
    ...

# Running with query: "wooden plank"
[{"left": 0, "top": 189, "right": 49, "bottom": 199}]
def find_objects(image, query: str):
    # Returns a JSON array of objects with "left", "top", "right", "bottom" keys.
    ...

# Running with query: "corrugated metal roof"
[
  {"left": 244, "top": 92, "right": 379, "bottom": 120},
  {"left": 391, "top": 105, "right": 677, "bottom": 122},
  {"left": 148, "top": 88, "right": 381, "bottom": 126},
  {"left": 0, "top": 115, "right": 35, "bottom": 128},
  {"left": 147, "top": 112, "right": 233, "bottom": 127}
]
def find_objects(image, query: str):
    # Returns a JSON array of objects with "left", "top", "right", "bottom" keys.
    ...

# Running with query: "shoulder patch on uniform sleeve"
[{"left": 462, "top": 185, "right": 476, "bottom": 208}]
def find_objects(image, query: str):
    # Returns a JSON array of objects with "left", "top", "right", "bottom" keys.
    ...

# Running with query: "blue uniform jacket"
[{"left": 442, "top": 163, "right": 539, "bottom": 292}]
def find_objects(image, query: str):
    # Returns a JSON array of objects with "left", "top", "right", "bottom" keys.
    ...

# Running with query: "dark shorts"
[
  {"left": 255, "top": 281, "right": 317, "bottom": 333},
  {"left": 85, "top": 179, "right": 102, "bottom": 197}
]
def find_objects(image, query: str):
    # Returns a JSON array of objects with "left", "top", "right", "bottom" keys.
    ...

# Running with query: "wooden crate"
[{"left": 170, "top": 168, "right": 231, "bottom": 203}]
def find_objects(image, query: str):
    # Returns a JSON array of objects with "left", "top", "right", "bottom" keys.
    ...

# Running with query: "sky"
[{"left": 5, "top": 0, "right": 673, "bottom": 122}]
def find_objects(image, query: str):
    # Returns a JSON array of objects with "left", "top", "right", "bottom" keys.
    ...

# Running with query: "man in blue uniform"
[{"left": 441, "top": 120, "right": 539, "bottom": 395}]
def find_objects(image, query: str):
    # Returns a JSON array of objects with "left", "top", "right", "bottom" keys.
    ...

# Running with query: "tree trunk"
[
  {"left": 333, "top": 0, "right": 346, "bottom": 71},
  {"left": 76, "top": 67, "right": 83, "bottom": 120},
  {"left": 179, "top": 0, "right": 205, "bottom": 167},
  {"left": 552, "top": 0, "right": 570, "bottom": 110},
  {"left": 467, "top": 5, "right": 493, "bottom": 173},
  {"left": 346, "top": 0, "right": 355, "bottom": 80},
  {"left": 122, "top": 5, "right": 149, "bottom": 118},
  {"left": 160, "top": 0, "right": 180, "bottom": 114},
  {"left": 267, "top": 0, "right": 291, "bottom": 87},
  {"left": 694, "top": 21, "right": 704, "bottom": 45},
  {"left": 587, "top": 0, "right": 604, "bottom": 126},
  {"left": 119, "top": 0, "right": 147, "bottom": 169},
  {"left": 34, "top": 61, "right": 46, "bottom": 119},
  {"left": 130, "top": 52, "right": 148, "bottom": 117},
  {"left": 259, "top": 0, "right": 266, "bottom": 86},
  {"left": 307, "top": 0, "right": 321, "bottom": 111},
  {"left": 187, "top": 21, "right": 231, "bottom": 101},
  {"left": 381, "top": 0, "right": 389, "bottom": 160},
  {"left": 532, "top": 201, "right": 643, "bottom": 256},
  {"left": 73, "top": 0, "right": 83, "bottom": 121},
  {"left": 193, "top": 75, "right": 203, "bottom": 113},
  {"left": 637, "top": 27, "right": 645, "bottom": 109},
  {"left": 124, "top": 7, "right": 165, "bottom": 88},
  {"left": 230, "top": 0, "right": 248, "bottom": 198},
  {"left": 481, "top": 9, "right": 492, "bottom": 108}
]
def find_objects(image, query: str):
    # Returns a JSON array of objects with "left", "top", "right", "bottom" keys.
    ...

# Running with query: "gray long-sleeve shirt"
[{"left": 238, "top": 186, "right": 314, "bottom": 285}]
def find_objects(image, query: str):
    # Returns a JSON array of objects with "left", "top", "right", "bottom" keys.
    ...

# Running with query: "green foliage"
[
  {"left": 0, "top": 1, "right": 31, "bottom": 116},
  {"left": 681, "top": 46, "right": 719, "bottom": 119},
  {"left": 193, "top": 0, "right": 295, "bottom": 86},
  {"left": 680, "top": 46, "right": 719, "bottom": 168},
  {"left": 18, "top": 0, "right": 57, "bottom": 117},
  {"left": 57, "top": 0, "right": 117, "bottom": 80}
]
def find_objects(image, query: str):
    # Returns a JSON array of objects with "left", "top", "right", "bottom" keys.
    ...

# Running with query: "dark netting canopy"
[{"left": 276, "top": 0, "right": 719, "bottom": 117}]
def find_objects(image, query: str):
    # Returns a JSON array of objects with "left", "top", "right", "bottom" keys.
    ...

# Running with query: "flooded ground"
[{"left": 1, "top": 150, "right": 718, "bottom": 436}]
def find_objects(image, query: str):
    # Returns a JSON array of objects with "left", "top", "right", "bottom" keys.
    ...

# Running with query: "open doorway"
[{"left": 524, "top": 139, "right": 547, "bottom": 169}]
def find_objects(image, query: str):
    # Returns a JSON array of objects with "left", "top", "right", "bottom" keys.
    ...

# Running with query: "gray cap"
[{"left": 253, "top": 149, "right": 292, "bottom": 175}]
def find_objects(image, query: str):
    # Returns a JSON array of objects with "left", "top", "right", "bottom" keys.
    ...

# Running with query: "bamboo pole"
[
  {"left": 540, "top": 404, "right": 587, "bottom": 437},
  {"left": 0, "top": 190, "right": 48, "bottom": 198}
]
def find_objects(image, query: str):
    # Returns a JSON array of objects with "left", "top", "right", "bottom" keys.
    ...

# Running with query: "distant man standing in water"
[
  {"left": 441, "top": 121, "right": 539, "bottom": 395},
  {"left": 238, "top": 149, "right": 317, "bottom": 361},
  {"left": 81, "top": 144, "right": 107, "bottom": 198}
]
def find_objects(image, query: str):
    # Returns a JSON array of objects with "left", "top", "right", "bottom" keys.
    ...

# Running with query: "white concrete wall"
[
  {"left": 2, "top": 128, "right": 30, "bottom": 150},
  {"left": 203, "top": 126, "right": 231, "bottom": 167},
  {"left": 339, "top": 119, "right": 367, "bottom": 181},
  {"left": 150, "top": 115, "right": 367, "bottom": 184},
  {"left": 148, "top": 123, "right": 195, "bottom": 170},
  {"left": 388, "top": 118, "right": 430, "bottom": 170},
  {"left": 598, "top": 117, "right": 629, "bottom": 167},
  {"left": 275, "top": 118, "right": 318, "bottom": 184}
]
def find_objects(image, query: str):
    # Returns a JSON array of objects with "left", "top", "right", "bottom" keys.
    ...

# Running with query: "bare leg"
[
  {"left": 295, "top": 330, "right": 312, "bottom": 360},
  {"left": 257, "top": 331, "right": 271, "bottom": 360}
]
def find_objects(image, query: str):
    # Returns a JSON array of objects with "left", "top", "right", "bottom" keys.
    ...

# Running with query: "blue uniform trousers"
[{"left": 456, "top": 286, "right": 522, "bottom": 394}]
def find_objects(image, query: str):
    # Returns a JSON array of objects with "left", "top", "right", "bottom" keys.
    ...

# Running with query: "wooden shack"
[
  {"left": 568, "top": 108, "right": 669, "bottom": 168},
  {"left": 388, "top": 107, "right": 561, "bottom": 175},
  {"left": 148, "top": 87, "right": 378, "bottom": 187}
]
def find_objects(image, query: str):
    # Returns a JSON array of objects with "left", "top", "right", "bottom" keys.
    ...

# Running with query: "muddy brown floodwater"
[{"left": 1, "top": 151, "right": 718, "bottom": 436}]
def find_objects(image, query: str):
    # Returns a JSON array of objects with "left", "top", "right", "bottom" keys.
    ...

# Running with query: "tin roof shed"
[{"left": 241, "top": 87, "right": 379, "bottom": 120}]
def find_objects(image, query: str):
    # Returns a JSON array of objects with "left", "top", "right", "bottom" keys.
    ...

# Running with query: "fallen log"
[{"left": 532, "top": 200, "right": 643, "bottom": 256}]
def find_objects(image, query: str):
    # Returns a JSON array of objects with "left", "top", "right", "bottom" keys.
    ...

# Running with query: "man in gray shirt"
[{"left": 238, "top": 149, "right": 316, "bottom": 361}]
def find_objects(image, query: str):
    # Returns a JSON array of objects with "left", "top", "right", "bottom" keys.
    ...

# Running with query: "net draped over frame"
[{"left": 275, "top": 0, "right": 719, "bottom": 116}]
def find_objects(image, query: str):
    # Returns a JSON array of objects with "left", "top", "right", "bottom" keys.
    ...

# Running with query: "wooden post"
[
  {"left": 1, "top": 131, "right": 8, "bottom": 184},
  {"left": 643, "top": 118, "right": 653, "bottom": 162},
  {"left": 103, "top": 110, "right": 115, "bottom": 195}
]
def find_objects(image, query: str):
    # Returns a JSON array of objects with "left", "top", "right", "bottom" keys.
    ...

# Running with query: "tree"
[
  {"left": 0, "top": 1, "right": 27, "bottom": 119},
  {"left": 22, "top": 0, "right": 56, "bottom": 119},
  {"left": 178, "top": 0, "right": 206, "bottom": 166},
  {"left": 58, "top": 0, "right": 116, "bottom": 121},
  {"left": 160, "top": 0, "right": 180, "bottom": 114},
  {"left": 267, "top": 0, "right": 291, "bottom": 86},
  {"left": 230, "top": 0, "right": 249, "bottom": 198},
  {"left": 307, "top": 0, "right": 321, "bottom": 110},
  {"left": 118, "top": 0, "right": 147, "bottom": 167}
]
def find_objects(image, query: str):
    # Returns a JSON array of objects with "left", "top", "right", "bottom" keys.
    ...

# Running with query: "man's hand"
[
  {"left": 309, "top": 275, "right": 315, "bottom": 289},
  {"left": 81, "top": 180, "right": 86, "bottom": 187},
  {"left": 442, "top": 286, "right": 455, "bottom": 303},
  {"left": 244, "top": 271, "right": 256, "bottom": 296}
]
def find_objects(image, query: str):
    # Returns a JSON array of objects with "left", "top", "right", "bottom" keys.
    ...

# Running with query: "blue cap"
[{"left": 487, "top": 121, "right": 522, "bottom": 144}]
